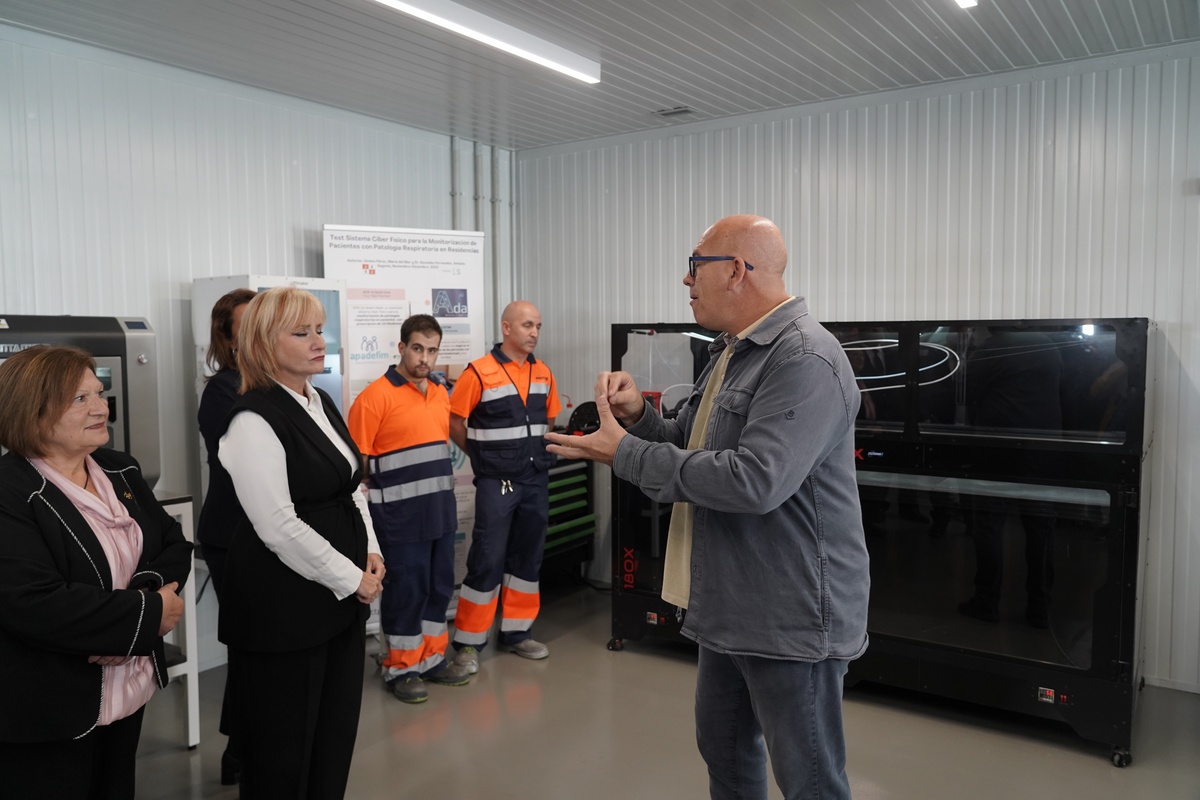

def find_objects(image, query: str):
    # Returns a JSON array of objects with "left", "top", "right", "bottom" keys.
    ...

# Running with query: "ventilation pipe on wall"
[
  {"left": 491, "top": 145, "right": 503, "bottom": 309},
  {"left": 450, "top": 135, "right": 461, "bottom": 229},
  {"left": 473, "top": 140, "right": 484, "bottom": 233}
]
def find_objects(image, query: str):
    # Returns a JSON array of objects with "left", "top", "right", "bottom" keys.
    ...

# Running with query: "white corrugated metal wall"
[
  {"left": 3, "top": 20, "right": 1197, "bottom": 694},
  {"left": 516, "top": 43, "right": 1200, "bottom": 692},
  {"left": 0, "top": 25, "right": 513, "bottom": 506}
]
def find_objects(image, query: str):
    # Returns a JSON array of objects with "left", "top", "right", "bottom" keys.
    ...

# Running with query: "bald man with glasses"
[{"left": 547, "top": 214, "right": 870, "bottom": 800}]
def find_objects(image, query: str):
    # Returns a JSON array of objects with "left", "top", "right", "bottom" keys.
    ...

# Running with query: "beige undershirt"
[{"left": 661, "top": 297, "right": 793, "bottom": 608}]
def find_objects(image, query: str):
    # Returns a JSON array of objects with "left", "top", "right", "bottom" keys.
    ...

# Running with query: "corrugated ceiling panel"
[
  {"left": 0, "top": 31, "right": 473, "bottom": 501},
  {"left": 518, "top": 50, "right": 1200, "bottom": 691},
  {"left": 4, "top": 1, "right": 1197, "bottom": 148}
]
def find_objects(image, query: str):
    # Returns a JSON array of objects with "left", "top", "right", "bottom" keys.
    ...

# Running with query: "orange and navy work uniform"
[
  {"left": 347, "top": 365, "right": 457, "bottom": 681},
  {"left": 452, "top": 344, "right": 560, "bottom": 479},
  {"left": 449, "top": 345, "right": 561, "bottom": 650}
]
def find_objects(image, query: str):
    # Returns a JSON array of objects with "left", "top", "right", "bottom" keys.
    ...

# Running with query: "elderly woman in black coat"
[{"left": 0, "top": 345, "right": 192, "bottom": 799}]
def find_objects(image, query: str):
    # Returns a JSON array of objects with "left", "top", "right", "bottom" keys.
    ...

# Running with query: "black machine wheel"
[
  {"left": 1110, "top": 748, "right": 1132, "bottom": 768},
  {"left": 566, "top": 401, "right": 602, "bottom": 435},
  {"left": 607, "top": 637, "right": 625, "bottom": 651}
]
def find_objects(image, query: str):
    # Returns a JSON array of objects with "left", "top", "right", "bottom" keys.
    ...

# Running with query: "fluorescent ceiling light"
[
  {"left": 955, "top": 0, "right": 979, "bottom": 7},
  {"left": 369, "top": 0, "right": 601, "bottom": 84}
]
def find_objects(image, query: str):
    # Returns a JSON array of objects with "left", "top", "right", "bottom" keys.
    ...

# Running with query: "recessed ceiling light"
[
  {"left": 369, "top": 0, "right": 601, "bottom": 84},
  {"left": 955, "top": 0, "right": 979, "bottom": 7}
]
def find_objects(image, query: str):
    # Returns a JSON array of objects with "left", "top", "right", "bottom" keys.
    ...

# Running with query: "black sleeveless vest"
[{"left": 218, "top": 385, "right": 368, "bottom": 652}]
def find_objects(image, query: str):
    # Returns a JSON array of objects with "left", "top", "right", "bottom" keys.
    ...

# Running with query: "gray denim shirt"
[{"left": 614, "top": 297, "right": 870, "bottom": 661}]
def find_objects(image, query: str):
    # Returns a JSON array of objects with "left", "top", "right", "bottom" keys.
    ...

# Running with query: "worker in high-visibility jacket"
[
  {"left": 449, "top": 300, "right": 561, "bottom": 674},
  {"left": 347, "top": 314, "right": 471, "bottom": 704}
]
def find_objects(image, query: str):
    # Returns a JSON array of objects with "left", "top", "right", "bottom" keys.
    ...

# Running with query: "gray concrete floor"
[{"left": 136, "top": 582, "right": 1200, "bottom": 799}]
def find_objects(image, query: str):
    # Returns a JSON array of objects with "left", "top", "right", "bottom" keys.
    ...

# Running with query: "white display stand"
[
  {"left": 157, "top": 493, "right": 200, "bottom": 749},
  {"left": 322, "top": 225, "right": 486, "bottom": 589}
]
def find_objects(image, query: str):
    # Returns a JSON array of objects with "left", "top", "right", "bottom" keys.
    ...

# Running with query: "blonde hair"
[
  {"left": 0, "top": 346, "right": 97, "bottom": 457},
  {"left": 236, "top": 286, "right": 327, "bottom": 393}
]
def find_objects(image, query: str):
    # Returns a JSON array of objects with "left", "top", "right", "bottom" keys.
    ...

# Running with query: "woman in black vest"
[{"left": 218, "top": 287, "right": 385, "bottom": 800}]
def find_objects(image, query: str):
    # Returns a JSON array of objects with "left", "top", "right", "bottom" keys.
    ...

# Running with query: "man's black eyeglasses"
[{"left": 688, "top": 256, "right": 756, "bottom": 280}]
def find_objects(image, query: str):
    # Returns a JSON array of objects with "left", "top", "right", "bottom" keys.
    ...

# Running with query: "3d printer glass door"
[{"left": 858, "top": 472, "right": 1113, "bottom": 670}]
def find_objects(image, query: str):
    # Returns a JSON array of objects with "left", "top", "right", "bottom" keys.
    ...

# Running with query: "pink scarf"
[{"left": 32, "top": 456, "right": 158, "bottom": 724}]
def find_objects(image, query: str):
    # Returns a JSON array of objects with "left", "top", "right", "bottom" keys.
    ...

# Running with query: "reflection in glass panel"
[
  {"left": 95, "top": 367, "right": 117, "bottom": 426},
  {"left": 307, "top": 289, "right": 341, "bottom": 351},
  {"left": 613, "top": 329, "right": 713, "bottom": 598},
  {"left": 618, "top": 329, "right": 714, "bottom": 419},
  {"left": 836, "top": 327, "right": 905, "bottom": 434},
  {"left": 298, "top": 288, "right": 344, "bottom": 411},
  {"left": 858, "top": 472, "right": 1109, "bottom": 670},
  {"left": 917, "top": 324, "right": 1130, "bottom": 444}
]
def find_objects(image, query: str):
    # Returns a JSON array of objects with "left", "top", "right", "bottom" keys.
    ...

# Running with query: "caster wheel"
[
  {"left": 1110, "top": 748, "right": 1131, "bottom": 768},
  {"left": 607, "top": 637, "right": 625, "bottom": 651}
]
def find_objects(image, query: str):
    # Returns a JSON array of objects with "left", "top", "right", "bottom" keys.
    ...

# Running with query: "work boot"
[
  {"left": 390, "top": 676, "right": 428, "bottom": 704},
  {"left": 452, "top": 646, "right": 480, "bottom": 674},
  {"left": 426, "top": 661, "right": 472, "bottom": 686},
  {"left": 499, "top": 639, "right": 549, "bottom": 660}
]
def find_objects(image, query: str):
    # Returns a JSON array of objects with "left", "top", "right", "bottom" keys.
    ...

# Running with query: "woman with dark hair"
[
  {"left": 198, "top": 287, "right": 256, "bottom": 592},
  {"left": 0, "top": 345, "right": 192, "bottom": 799},
  {"left": 196, "top": 286, "right": 256, "bottom": 784},
  {"left": 219, "top": 286, "right": 384, "bottom": 799}
]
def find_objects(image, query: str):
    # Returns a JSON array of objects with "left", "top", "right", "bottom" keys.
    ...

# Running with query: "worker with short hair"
[
  {"left": 449, "top": 300, "right": 561, "bottom": 673},
  {"left": 348, "top": 314, "right": 470, "bottom": 704}
]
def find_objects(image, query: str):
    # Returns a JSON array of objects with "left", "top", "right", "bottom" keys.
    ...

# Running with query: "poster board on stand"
[{"left": 323, "top": 225, "right": 487, "bottom": 616}]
